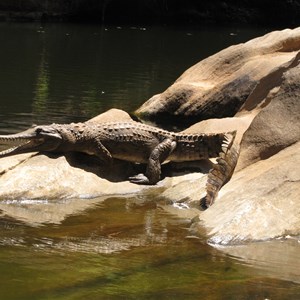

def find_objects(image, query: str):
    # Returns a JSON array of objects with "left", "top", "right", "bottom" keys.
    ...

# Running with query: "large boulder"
[
  {"left": 135, "top": 27, "right": 300, "bottom": 125},
  {"left": 237, "top": 62, "right": 300, "bottom": 170},
  {"left": 134, "top": 28, "right": 300, "bottom": 245}
]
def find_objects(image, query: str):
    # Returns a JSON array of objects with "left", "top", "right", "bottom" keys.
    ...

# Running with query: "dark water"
[
  {"left": 0, "top": 23, "right": 300, "bottom": 299},
  {"left": 0, "top": 22, "right": 274, "bottom": 131}
]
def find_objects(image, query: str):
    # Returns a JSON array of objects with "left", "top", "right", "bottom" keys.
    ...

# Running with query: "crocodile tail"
[{"left": 201, "top": 131, "right": 239, "bottom": 209}]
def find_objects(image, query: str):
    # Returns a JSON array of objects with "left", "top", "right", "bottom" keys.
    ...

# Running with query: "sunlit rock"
[
  {"left": 0, "top": 109, "right": 154, "bottom": 201},
  {"left": 134, "top": 28, "right": 300, "bottom": 244},
  {"left": 0, "top": 108, "right": 207, "bottom": 224},
  {"left": 195, "top": 141, "right": 300, "bottom": 244},
  {"left": 236, "top": 62, "right": 300, "bottom": 170},
  {"left": 86, "top": 108, "right": 134, "bottom": 124},
  {"left": 135, "top": 28, "right": 300, "bottom": 124}
]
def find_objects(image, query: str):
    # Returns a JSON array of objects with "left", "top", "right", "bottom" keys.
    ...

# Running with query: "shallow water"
[
  {"left": 0, "top": 23, "right": 300, "bottom": 299},
  {"left": 0, "top": 197, "right": 300, "bottom": 299}
]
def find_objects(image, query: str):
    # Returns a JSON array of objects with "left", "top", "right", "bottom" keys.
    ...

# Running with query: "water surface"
[
  {"left": 1, "top": 196, "right": 300, "bottom": 300},
  {"left": 0, "top": 23, "right": 300, "bottom": 299},
  {"left": 0, "top": 22, "right": 273, "bottom": 130}
]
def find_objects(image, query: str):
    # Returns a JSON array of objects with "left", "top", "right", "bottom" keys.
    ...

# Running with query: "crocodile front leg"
[
  {"left": 129, "top": 139, "right": 176, "bottom": 184},
  {"left": 201, "top": 131, "right": 239, "bottom": 209}
]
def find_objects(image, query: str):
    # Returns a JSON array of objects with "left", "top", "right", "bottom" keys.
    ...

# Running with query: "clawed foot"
[
  {"left": 129, "top": 173, "right": 150, "bottom": 184},
  {"left": 200, "top": 196, "right": 209, "bottom": 210}
]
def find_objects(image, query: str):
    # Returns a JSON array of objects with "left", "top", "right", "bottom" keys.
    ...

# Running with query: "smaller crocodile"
[{"left": 0, "top": 121, "right": 239, "bottom": 208}]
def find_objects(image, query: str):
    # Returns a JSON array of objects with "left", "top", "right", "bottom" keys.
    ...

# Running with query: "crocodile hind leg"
[
  {"left": 129, "top": 139, "right": 176, "bottom": 184},
  {"left": 201, "top": 131, "right": 239, "bottom": 209}
]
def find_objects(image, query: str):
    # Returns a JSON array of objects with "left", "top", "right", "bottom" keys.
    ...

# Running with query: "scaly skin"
[{"left": 0, "top": 121, "right": 239, "bottom": 208}]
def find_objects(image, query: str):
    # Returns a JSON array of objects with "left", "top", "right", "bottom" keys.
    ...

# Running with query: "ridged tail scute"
[{"left": 201, "top": 131, "right": 239, "bottom": 210}]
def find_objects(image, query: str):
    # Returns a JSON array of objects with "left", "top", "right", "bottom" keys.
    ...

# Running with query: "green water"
[
  {"left": 0, "top": 23, "right": 300, "bottom": 299},
  {"left": 1, "top": 197, "right": 300, "bottom": 300}
]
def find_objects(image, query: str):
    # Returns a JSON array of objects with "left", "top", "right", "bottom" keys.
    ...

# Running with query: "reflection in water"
[{"left": 32, "top": 49, "right": 49, "bottom": 113}]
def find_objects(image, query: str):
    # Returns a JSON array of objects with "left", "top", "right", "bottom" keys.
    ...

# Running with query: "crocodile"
[{"left": 0, "top": 121, "right": 239, "bottom": 208}]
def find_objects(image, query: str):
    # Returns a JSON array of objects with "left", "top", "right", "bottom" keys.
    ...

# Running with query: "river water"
[{"left": 0, "top": 23, "right": 300, "bottom": 299}]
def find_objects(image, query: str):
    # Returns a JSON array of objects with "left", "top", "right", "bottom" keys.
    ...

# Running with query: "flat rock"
[{"left": 0, "top": 109, "right": 153, "bottom": 201}]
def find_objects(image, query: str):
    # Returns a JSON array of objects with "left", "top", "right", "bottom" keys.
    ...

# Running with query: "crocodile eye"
[{"left": 35, "top": 128, "right": 43, "bottom": 134}]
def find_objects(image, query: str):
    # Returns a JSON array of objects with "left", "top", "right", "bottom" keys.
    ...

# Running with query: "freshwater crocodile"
[{"left": 0, "top": 121, "right": 239, "bottom": 208}]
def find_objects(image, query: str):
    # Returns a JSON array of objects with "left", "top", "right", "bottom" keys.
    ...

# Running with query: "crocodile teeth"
[
  {"left": 0, "top": 140, "right": 31, "bottom": 156},
  {"left": 0, "top": 135, "right": 31, "bottom": 143},
  {"left": 0, "top": 146, "right": 19, "bottom": 156}
]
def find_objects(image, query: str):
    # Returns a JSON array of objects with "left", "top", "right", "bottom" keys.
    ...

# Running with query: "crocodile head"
[{"left": 0, "top": 125, "right": 63, "bottom": 158}]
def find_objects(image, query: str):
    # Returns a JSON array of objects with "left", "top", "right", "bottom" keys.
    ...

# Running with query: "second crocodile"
[{"left": 0, "top": 121, "right": 239, "bottom": 208}]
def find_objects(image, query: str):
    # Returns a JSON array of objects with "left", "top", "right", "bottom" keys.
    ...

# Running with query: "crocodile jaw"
[
  {"left": 0, "top": 127, "right": 62, "bottom": 157},
  {"left": 0, "top": 136, "right": 44, "bottom": 157}
]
